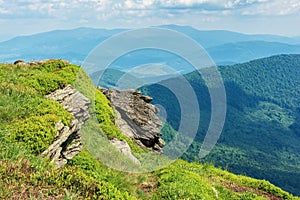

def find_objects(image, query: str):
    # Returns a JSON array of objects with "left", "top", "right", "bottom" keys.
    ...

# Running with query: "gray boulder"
[
  {"left": 42, "top": 85, "right": 90, "bottom": 168},
  {"left": 110, "top": 138, "right": 141, "bottom": 165},
  {"left": 99, "top": 87, "right": 165, "bottom": 153}
]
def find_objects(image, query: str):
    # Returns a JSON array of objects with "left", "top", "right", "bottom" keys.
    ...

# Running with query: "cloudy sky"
[{"left": 0, "top": 0, "right": 299, "bottom": 41}]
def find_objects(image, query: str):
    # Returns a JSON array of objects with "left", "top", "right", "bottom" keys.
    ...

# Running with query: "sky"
[{"left": 0, "top": 0, "right": 300, "bottom": 41}]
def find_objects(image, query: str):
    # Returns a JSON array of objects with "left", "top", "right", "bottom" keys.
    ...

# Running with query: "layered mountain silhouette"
[{"left": 1, "top": 25, "right": 300, "bottom": 68}]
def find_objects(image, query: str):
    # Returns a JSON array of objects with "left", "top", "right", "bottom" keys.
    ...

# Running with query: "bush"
[
  {"left": 152, "top": 161, "right": 215, "bottom": 200},
  {"left": 8, "top": 114, "right": 59, "bottom": 154}
]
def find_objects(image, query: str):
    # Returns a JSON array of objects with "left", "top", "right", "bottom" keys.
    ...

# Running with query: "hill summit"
[{"left": 0, "top": 59, "right": 299, "bottom": 199}]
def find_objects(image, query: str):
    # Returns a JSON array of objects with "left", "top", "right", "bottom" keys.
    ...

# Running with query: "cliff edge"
[{"left": 99, "top": 87, "right": 165, "bottom": 153}]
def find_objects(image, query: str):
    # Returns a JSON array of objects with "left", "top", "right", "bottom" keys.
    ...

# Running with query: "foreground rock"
[
  {"left": 110, "top": 138, "right": 141, "bottom": 165},
  {"left": 42, "top": 85, "right": 90, "bottom": 168},
  {"left": 99, "top": 87, "right": 165, "bottom": 153}
]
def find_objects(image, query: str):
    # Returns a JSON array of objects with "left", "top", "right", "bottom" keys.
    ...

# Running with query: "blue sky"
[{"left": 0, "top": 0, "right": 299, "bottom": 41}]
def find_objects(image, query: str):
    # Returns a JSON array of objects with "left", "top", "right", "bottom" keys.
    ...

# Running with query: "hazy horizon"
[
  {"left": 1, "top": 24, "right": 300, "bottom": 43},
  {"left": 0, "top": 0, "right": 299, "bottom": 42}
]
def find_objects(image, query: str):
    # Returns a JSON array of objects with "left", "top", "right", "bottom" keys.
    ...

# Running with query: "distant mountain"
[
  {"left": 141, "top": 54, "right": 300, "bottom": 196},
  {"left": 207, "top": 41, "right": 300, "bottom": 64},
  {"left": 0, "top": 27, "right": 126, "bottom": 64},
  {"left": 158, "top": 24, "right": 300, "bottom": 47},
  {"left": 1, "top": 25, "right": 300, "bottom": 68}
]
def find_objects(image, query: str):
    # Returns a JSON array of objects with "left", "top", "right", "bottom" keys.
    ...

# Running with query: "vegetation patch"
[{"left": 1, "top": 59, "right": 299, "bottom": 199}]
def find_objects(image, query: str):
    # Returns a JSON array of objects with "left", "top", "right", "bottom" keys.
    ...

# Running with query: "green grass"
[
  {"left": 0, "top": 60, "right": 138, "bottom": 199},
  {"left": 1, "top": 59, "right": 299, "bottom": 199},
  {"left": 152, "top": 160, "right": 299, "bottom": 200}
]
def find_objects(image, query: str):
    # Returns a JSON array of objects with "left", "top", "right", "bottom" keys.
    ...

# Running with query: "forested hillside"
[
  {"left": 0, "top": 60, "right": 298, "bottom": 199},
  {"left": 142, "top": 54, "right": 300, "bottom": 196}
]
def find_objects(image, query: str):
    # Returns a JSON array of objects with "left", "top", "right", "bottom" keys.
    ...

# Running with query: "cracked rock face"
[
  {"left": 99, "top": 87, "right": 165, "bottom": 153},
  {"left": 42, "top": 85, "right": 90, "bottom": 168}
]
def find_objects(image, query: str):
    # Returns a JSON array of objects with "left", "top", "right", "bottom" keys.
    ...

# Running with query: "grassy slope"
[{"left": 0, "top": 60, "right": 298, "bottom": 199}]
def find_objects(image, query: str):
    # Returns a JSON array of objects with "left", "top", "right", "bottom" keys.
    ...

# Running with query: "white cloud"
[
  {"left": 0, "top": 0, "right": 298, "bottom": 20},
  {"left": 0, "top": 0, "right": 298, "bottom": 38},
  {"left": 240, "top": 0, "right": 300, "bottom": 16},
  {"left": 160, "top": 0, "right": 210, "bottom": 7},
  {"left": 0, "top": 7, "right": 8, "bottom": 14}
]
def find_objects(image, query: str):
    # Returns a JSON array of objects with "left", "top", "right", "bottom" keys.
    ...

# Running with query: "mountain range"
[
  {"left": 140, "top": 54, "right": 300, "bottom": 196},
  {"left": 90, "top": 54, "right": 300, "bottom": 196},
  {"left": 1, "top": 25, "right": 300, "bottom": 67},
  {"left": 1, "top": 24, "right": 300, "bottom": 198}
]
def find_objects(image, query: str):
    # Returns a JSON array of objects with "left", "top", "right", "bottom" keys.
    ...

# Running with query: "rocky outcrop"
[
  {"left": 14, "top": 59, "right": 25, "bottom": 65},
  {"left": 14, "top": 59, "right": 69, "bottom": 66},
  {"left": 99, "top": 87, "right": 165, "bottom": 153},
  {"left": 42, "top": 85, "right": 90, "bottom": 168}
]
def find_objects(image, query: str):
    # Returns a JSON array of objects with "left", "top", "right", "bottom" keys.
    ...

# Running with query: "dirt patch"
[
  {"left": 228, "top": 184, "right": 284, "bottom": 200},
  {"left": 138, "top": 176, "right": 158, "bottom": 196}
]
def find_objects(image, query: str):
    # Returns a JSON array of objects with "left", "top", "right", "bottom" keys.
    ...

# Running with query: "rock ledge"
[
  {"left": 42, "top": 85, "right": 90, "bottom": 168},
  {"left": 99, "top": 87, "right": 165, "bottom": 153}
]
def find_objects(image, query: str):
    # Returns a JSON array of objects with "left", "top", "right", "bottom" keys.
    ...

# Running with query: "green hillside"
[
  {"left": 0, "top": 60, "right": 298, "bottom": 199},
  {"left": 142, "top": 54, "right": 300, "bottom": 196}
]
